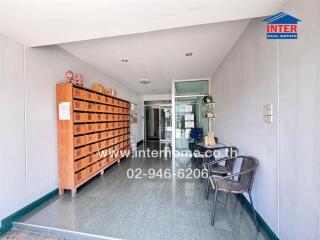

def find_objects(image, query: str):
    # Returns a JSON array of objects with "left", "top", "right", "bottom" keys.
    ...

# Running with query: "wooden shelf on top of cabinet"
[{"left": 56, "top": 83, "right": 132, "bottom": 197}]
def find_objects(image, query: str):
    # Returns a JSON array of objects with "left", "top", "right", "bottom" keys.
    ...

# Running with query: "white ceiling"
[
  {"left": 60, "top": 20, "right": 249, "bottom": 94},
  {"left": 0, "top": 0, "right": 286, "bottom": 47},
  {"left": 0, "top": 0, "right": 286, "bottom": 95}
]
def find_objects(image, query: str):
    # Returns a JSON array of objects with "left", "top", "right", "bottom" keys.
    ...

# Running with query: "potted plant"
[{"left": 202, "top": 104, "right": 214, "bottom": 118}]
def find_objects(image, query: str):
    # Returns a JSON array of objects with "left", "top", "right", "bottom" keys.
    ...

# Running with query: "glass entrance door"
[
  {"left": 172, "top": 79, "right": 209, "bottom": 169},
  {"left": 175, "top": 99, "right": 198, "bottom": 150},
  {"left": 159, "top": 105, "right": 172, "bottom": 141}
]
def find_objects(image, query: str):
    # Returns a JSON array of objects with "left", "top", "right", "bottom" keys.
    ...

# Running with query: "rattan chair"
[
  {"left": 202, "top": 146, "right": 238, "bottom": 199},
  {"left": 209, "top": 156, "right": 259, "bottom": 230}
]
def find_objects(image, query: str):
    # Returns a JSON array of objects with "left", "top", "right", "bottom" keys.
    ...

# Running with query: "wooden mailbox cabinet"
[{"left": 56, "top": 83, "right": 131, "bottom": 196}]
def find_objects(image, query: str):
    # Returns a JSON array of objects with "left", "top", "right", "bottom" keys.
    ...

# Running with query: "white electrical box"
[
  {"left": 264, "top": 115, "right": 273, "bottom": 123},
  {"left": 263, "top": 104, "right": 273, "bottom": 123},
  {"left": 263, "top": 104, "right": 273, "bottom": 116}
]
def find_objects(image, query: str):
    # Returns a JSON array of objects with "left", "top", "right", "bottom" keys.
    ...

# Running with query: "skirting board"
[
  {"left": 137, "top": 140, "right": 143, "bottom": 146},
  {"left": 238, "top": 194, "right": 279, "bottom": 240},
  {"left": 0, "top": 188, "right": 58, "bottom": 235}
]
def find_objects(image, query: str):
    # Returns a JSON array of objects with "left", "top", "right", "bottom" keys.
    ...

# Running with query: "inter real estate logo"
[{"left": 263, "top": 12, "right": 301, "bottom": 39}]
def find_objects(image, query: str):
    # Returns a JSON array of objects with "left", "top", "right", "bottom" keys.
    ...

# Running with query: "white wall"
[
  {"left": 0, "top": 34, "right": 26, "bottom": 224},
  {"left": 211, "top": 0, "right": 320, "bottom": 239},
  {"left": 278, "top": 1, "right": 320, "bottom": 239},
  {"left": 211, "top": 19, "right": 279, "bottom": 233},
  {"left": 0, "top": 36, "right": 142, "bottom": 222}
]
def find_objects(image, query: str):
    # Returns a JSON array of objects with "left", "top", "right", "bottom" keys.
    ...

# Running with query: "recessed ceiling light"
[
  {"left": 139, "top": 79, "right": 151, "bottom": 84},
  {"left": 185, "top": 52, "right": 193, "bottom": 56},
  {"left": 121, "top": 59, "right": 128, "bottom": 62}
]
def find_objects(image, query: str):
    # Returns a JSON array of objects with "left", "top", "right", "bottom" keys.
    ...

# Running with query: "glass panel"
[
  {"left": 160, "top": 106, "right": 172, "bottom": 141},
  {"left": 175, "top": 97, "right": 208, "bottom": 151},
  {"left": 175, "top": 99, "right": 197, "bottom": 150},
  {"left": 175, "top": 80, "right": 208, "bottom": 96}
]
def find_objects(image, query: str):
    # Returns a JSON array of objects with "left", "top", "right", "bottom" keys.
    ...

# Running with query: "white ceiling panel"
[
  {"left": 60, "top": 20, "right": 249, "bottom": 94},
  {"left": 0, "top": 0, "right": 286, "bottom": 46}
]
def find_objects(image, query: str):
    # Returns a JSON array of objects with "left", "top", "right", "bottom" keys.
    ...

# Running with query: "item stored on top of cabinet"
[
  {"left": 56, "top": 83, "right": 132, "bottom": 197},
  {"left": 91, "top": 83, "right": 117, "bottom": 96},
  {"left": 91, "top": 83, "right": 105, "bottom": 93},
  {"left": 104, "top": 87, "right": 112, "bottom": 95},
  {"left": 111, "top": 89, "right": 117, "bottom": 96},
  {"left": 66, "top": 70, "right": 74, "bottom": 83},
  {"left": 75, "top": 73, "right": 84, "bottom": 87},
  {"left": 92, "top": 83, "right": 111, "bottom": 95}
]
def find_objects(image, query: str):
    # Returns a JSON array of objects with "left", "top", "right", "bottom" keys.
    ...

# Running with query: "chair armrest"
[
  {"left": 207, "top": 153, "right": 245, "bottom": 168},
  {"left": 207, "top": 156, "right": 236, "bottom": 172}
]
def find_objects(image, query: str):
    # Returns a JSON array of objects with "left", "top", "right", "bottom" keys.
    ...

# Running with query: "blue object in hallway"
[{"left": 191, "top": 128, "right": 203, "bottom": 141}]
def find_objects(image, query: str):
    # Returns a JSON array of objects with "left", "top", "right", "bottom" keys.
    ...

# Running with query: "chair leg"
[
  {"left": 204, "top": 176, "right": 210, "bottom": 199},
  {"left": 211, "top": 187, "right": 219, "bottom": 226},
  {"left": 249, "top": 193, "right": 259, "bottom": 231},
  {"left": 199, "top": 158, "right": 204, "bottom": 182},
  {"left": 200, "top": 162, "right": 204, "bottom": 183}
]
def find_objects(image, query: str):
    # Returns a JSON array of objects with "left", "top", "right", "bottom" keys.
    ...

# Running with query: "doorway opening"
[
  {"left": 144, "top": 101, "right": 172, "bottom": 143},
  {"left": 145, "top": 106, "right": 160, "bottom": 141}
]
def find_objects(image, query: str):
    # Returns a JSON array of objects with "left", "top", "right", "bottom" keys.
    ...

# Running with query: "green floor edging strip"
[
  {"left": 238, "top": 194, "right": 279, "bottom": 240},
  {"left": 0, "top": 188, "right": 58, "bottom": 235}
]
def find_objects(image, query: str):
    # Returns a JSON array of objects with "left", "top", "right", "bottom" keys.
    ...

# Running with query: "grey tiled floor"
[
  {"left": 0, "top": 229, "right": 68, "bottom": 240},
  {"left": 14, "top": 142, "right": 268, "bottom": 240}
]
